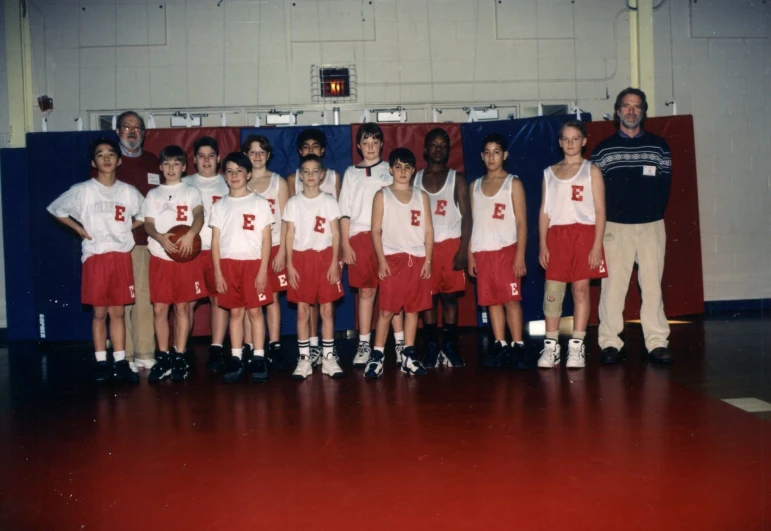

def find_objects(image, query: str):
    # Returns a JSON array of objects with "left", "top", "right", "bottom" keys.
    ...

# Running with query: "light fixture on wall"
[
  {"left": 373, "top": 107, "right": 406, "bottom": 123},
  {"left": 170, "top": 111, "right": 203, "bottom": 127},
  {"left": 311, "top": 65, "right": 357, "bottom": 103},
  {"left": 665, "top": 100, "right": 677, "bottom": 115},
  {"left": 266, "top": 109, "right": 302, "bottom": 126},
  {"left": 465, "top": 105, "right": 499, "bottom": 122}
]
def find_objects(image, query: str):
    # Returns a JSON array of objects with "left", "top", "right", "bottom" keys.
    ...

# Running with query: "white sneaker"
[
  {"left": 353, "top": 342, "right": 371, "bottom": 368},
  {"left": 566, "top": 339, "right": 586, "bottom": 368},
  {"left": 134, "top": 358, "right": 156, "bottom": 370},
  {"left": 292, "top": 355, "right": 313, "bottom": 380},
  {"left": 321, "top": 354, "right": 344, "bottom": 378},
  {"left": 537, "top": 339, "right": 561, "bottom": 368},
  {"left": 395, "top": 341, "right": 405, "bottom": 363}
]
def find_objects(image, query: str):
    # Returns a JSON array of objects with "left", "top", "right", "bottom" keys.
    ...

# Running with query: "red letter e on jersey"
[
  {"left": 410, "top": 210, "right": 421, "bottom": 226},
  {"left": 243, "top": 214, "right": 256, "bottom": 230},
  {"left": 176, "top": 206, "right": 189, "bottom": 221},
  {"left": 493, "top": 203, "right": 506, "bottom": 220},
  {"left": 314, "top": 216, "right": 326, "bottom": 234},
  {"left": 571, "top": 185, "right": 584, "bottom": 201},
  {"left": 435, "top": 199, "right": 447, "bottom": 216},
  {"left": 114, "top": 205, "right": 126, "bottom": 221}
]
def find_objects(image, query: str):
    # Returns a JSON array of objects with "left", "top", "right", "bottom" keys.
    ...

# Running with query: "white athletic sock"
[
  {"left": 497, "top": 340, "right": 507, "bottom": 347},
  {"left": 95, "top": 350, "right": 107, "bottom": 362},
  {"left": 374, "top": 345, "right": 385, "bottom": 354},
  {"left": 113, "top": 350, "right": 126, "bottom": 362},
  {"left": 309, "top": 336, "right": 319, "bottom": 347},
  {"left": 394, "top": 331, "right": 405, "bottom": 343},
  {"left": 255, "top": 349, "right": 265, "bottom": 358},
  {"left": 211, "top": 343, "right": 222, "bottom": 348},
  {"left": 322, "top": 340, "right": 334, "bottom": 358},
  {"left": 232, "top": 348, "right": 242, "bottom": 359},
  {"left": 298, "top": 341, "right": 310, "bottom": 357},
  {"left": 359, "top": 333, "right": 371, "bottom": 344},
  {"left": 511, "top": 341, "right": 524, "bottom": 347}
]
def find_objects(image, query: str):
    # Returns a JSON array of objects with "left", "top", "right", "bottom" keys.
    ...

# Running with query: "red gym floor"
[{"left": 0, "top": 317, "right": 769, "bottom": 530}]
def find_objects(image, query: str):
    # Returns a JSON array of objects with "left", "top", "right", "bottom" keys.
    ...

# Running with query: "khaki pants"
[
  {"left": 125, "top": 246, "right": 156, "bottom": 361},
  {"left": 598, "top": 220, "right": 669, "bottom": 352}
]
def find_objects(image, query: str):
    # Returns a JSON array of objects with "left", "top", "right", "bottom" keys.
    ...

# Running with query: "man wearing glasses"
[{"left": 114, "top": 111, "right": 160, "bottom": 373}]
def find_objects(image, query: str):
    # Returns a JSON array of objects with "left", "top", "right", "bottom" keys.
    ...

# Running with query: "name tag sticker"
[
  {"left": 643, "top": 165, "right": 657, "bottom": 176},
  {"left": 148, "top": 173, "right": 161, "bottom": 185}
]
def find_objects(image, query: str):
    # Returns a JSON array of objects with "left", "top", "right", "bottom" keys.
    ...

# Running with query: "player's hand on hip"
[
  {"left": 513, "top": 257, "right": 527, "bottom": 278},
  {"left": 420, "top": 261, "right": 431, "bottom": 279},
  {"left": 76, "top": 227, "right": 92, "bottom": 240},
  {"left": 255, "top": 271, "right": 268, "bottom": 294},
  {"left": 588, "top": 246, "right": 602, "bottom": 270},
  {"left": 272, "top": 251, "right": 285, "bottom": 273},
  {"left": 287, "top": 266, "right": 300, "bottom": 290},
  {"left": 452, "top": 250, "right": 468, "bottom": 271},
  {"left": 342, "top": 244, "right": 356, "bottom": 265},
  {"left": 327, "top": 263, "right": 340, "bottom": 284},
  {"left": 159, "top": 233, "right": 179, "bottom": 254},
  {"left": 378, "top": 260, "right": 391, "bottom": 280},
  {"left": 467, "top": 253, "right": 477, "bottom": 278},
  {"left": 539, "top": 246, "right": 550, "bottom": 270}
]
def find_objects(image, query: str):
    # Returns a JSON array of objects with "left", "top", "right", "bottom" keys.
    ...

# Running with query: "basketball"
[{"left": 166, "top": 224, "right": 202, "bottom": 263}]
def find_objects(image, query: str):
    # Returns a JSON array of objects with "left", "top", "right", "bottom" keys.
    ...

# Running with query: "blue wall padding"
[
  {"left": 240, "top": 125, "right": 355, "bottom": 334},
  {"left": 460, "top": 114, "right": 592, "bottom": 325}
]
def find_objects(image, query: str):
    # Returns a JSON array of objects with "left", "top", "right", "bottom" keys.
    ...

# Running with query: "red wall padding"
[{"left": 585, "top": 116, "right": 704, "bottom": 322}]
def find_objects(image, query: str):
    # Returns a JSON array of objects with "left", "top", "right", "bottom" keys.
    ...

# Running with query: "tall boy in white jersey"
[
  {"left": 468, "top": 133, "right": 529, "bottom": 370},
  {"left": 182, "top": 136, "right": 230, "bottom": 371},
  {"left": 284, "top": 154, "right": 345, "bottom": 380},
  {"left": 338, "top": 123, "right": 405, "bottom": 368},
  {"left": 414, "top": 128, "right": 471, "bottom": 369},
  {"left": 141, "top": 145, "right": 206, "bottom": 383},
  {"left": 242, "top": 135, "right": 289, "bottom": 369},
  {"left": 286, "top": 128, "right": 341, "bottom": 366},
  {"left": 538, "top": 121, "right": 607, "bottom": 370},
  {"left": 48, "top": 138, "right": 144, "bottom": 384},
  {"left": 367, "top": 148, "right": 434, "bottom": 379},
  {"left": 210, "top": 152, "right": 274, "bottom": 384}
]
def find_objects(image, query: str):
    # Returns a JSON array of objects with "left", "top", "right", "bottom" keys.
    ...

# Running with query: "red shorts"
[
  {"left": 149, "top": 255, "right": 208, "bottom": 305},
  {"left": 268, "top": 245, "right": 288, "bottom": 293},
  {"left": 379, "top": 254, "right": 432, "bottom": 313},
  {"left": 546, "top": 224, "right": 608, "bottom": 282},
  {"left": 432, "top": 238, "right": 466, "bottom": 294},
  {"left": 348, "top": 231, "right": 379, "bottom": 289},
  {"left": 81, "top": 252, "right": 135, "bottom": 307},
  {"left": 217, "top": 259, "right": 273, "bottom": 310},
  {"left": 288, "top": 248, "right": 344, "bottom": 305},
  {"left": 197, "top": 250, "right": 217, "bottom": 294},
  {"left": 473, "top": 244, "right": 522, "bottom": 307}
]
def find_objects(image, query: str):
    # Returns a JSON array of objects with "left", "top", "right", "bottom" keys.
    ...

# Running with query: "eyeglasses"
[{"left": 120, "top": 124, "right": 144, "bottom": 132}]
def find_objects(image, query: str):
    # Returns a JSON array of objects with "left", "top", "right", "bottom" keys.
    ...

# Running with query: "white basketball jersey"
[
  {"left": 250, "top": 173, "right": 283, "bottom": 246},
  {"left": 414, "top": 169, "right": 462, "bottom": 243},
  {"left": 283, "top": 192, "right": 341, "bottom": 252},
  {"left": 47, "top": 178, "right": 144, "bottom": 263},
  {"left": 295, "top": 168, "right": 338, "bottom": 199},
  {"left": 543, "top": 160, "right": 596, "bottom": 227},
  {"left": 141, "top": 182, "right": 203, "bottom": 260},
  {"left": 209, "top": 194, "right": 273, "bottom": 260},
  {"left": 381, "top": 186, "right": 426, "bottom": 257},
  {"left": 182, "top": 173, "right": 229, "bottom": 250},
  {"left": 470, "top": 175, "right": 518, "bottom": 253},
  {"left": 338, "top": 161, "right": 392, "bottom": 237}
]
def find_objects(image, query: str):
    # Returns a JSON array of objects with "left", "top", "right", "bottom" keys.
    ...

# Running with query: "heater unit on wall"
[{"left": 311, "top": 65, "right": 357, "bottom": 103}]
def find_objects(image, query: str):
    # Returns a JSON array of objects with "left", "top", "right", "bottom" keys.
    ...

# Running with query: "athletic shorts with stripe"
[
  {"left": 82, "top": 251, "right": 136, "bottom": 307},
  {"left": 379, "top": 253, "right": 432, "bottom": 313},
  {"left": 545, "top": 223, "right": 608, "bottom": 282},
  {"left": 217, "top": 258, "right": 273, "bottom": 310},
  {"left": 149, "top": 255, "right": 208, "bottom": 305},
  {"left": 288, "top": 248, "right": 344, "bottom": 305},
  {"left": 473, "top": 244, "right": 522, "bottom": 307}
]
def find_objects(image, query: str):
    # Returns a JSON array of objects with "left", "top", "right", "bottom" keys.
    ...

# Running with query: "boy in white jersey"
[
  {"left": 415, "top": 128, "right": 471, "bottom": 369},
  {"left": 210, "top": 152, "right": 274, "bottom": 384},
  {"left": 141, "top": 145, "right": 206, "bottom": 383},
  {"left": 242, "top": 135, "right": 289, "bottom": 369},
  {"left": 47, "top": 138, "right": 144, "bottom": 384},
  {"left": 182, "top": 136, "right": 230, "bottom": 371},
  {"left": 537, "top": 121, "right": 607, "bottom": 369},
  {"left": 286, "top": 129, "right": 341, "bottom": 367},
  {"left": 367, "top": 148, "right": 434, "bottom": 379},
  {"left": 468, "top": 134, "right": 529, "bottom": 370},
  {"left": 339, "top": 123, "right": 405, "bottom": 368},
  {"left": 284, "top": 154, "right": 345, "bottom": 380}
]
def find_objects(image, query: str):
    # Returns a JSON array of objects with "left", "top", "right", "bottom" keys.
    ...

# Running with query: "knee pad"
[{"left": 543, "top": 280, "right": 567, "bottom": 318}]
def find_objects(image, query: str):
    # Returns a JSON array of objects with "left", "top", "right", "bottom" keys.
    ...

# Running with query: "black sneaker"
[
  {"left": 601, "top": 347, "right": 622, "bottom": 365},
  {"left": 248, "top": 356, "right": 269, "bottom": 383},
  {"left": 93, "top": 360, "right": 113, "bottom": 383},
  {"left": 222, "top": 356, "right": 244, "bottom": 383},
  {"left": 482, "top": 342, "right": 505, "bottom": 368},
  {"left": 511, "top": 343, "right": 528, "bottom": 371},
  {"left": 422, "top": 341, "right": 441, "bottom": 368},
  {"left": 170, "top": 348, "right": 189, "bottom": 381},
  {"left": 268, "top": 342, "right": 288, "bottom": 371},
  {"left": 440, "top": 340, "right": 465, "bottom": 368},
  {"left": 206, "top": 345, "right": 225, "bottom": 372},
  {"left": 401, "top": 347, "right": 427, "bottom": 376},
  {"left": 113, "top": 359, "right": 139, "bottom": 383},
  {"left": 649, "top": 347, "right": 673, "bottom": 364},
  {"left": 242, "top": 344, "right": 254, "bottom": 361},
  {"left": 148, "top": 352, "right": 172, "bottom": 383}
]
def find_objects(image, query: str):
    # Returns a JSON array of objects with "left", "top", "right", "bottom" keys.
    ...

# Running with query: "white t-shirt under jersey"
[
  {"left": 470, "top": 175, "right": 518, "bottom": 253},
  {"left": 47, "top": 178, "right": 144, "bottom": 262},
  {"left": 414, "top": 169, "right": 462, "bottom": 243},
  {"left": 182, "top": 173, "right": 229, "bottom": 250},
  {"left": 338, "top": 160, "right": 392, "bottom": 237},
  {"left": 283, "top": 192, "right": 341, "bottom": 252},
  {"left": 249, "top": 173, "right": 283, "bottom": 247},
  {"left": 140, "top": 182, "right": 203, "bottom": 260},
  {"left": 295, "top": 168, "right": 338, "bottom": 199},
  {"left": 381, "top": 186, "right": 427, "bottom": 257},
  {"left": 543, "top": 159, "right": 596, "bottom": 227},
  {"left": 209, "top": 194, "right": 273, "bottom": 260}
]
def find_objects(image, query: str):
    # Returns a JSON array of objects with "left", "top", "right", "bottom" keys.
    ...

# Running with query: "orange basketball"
[{"left": 166, "top": 224, "right": 202, "bottom": 263}]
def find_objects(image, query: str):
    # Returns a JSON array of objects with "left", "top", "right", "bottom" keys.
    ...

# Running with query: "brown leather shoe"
[{"left": 648, "top": 347, "right": 673, "bottom": 364}]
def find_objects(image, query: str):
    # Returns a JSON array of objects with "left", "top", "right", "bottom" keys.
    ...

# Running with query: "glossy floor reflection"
[{"left": 0, "top": 315, "right": 769, "bottom": 530}]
